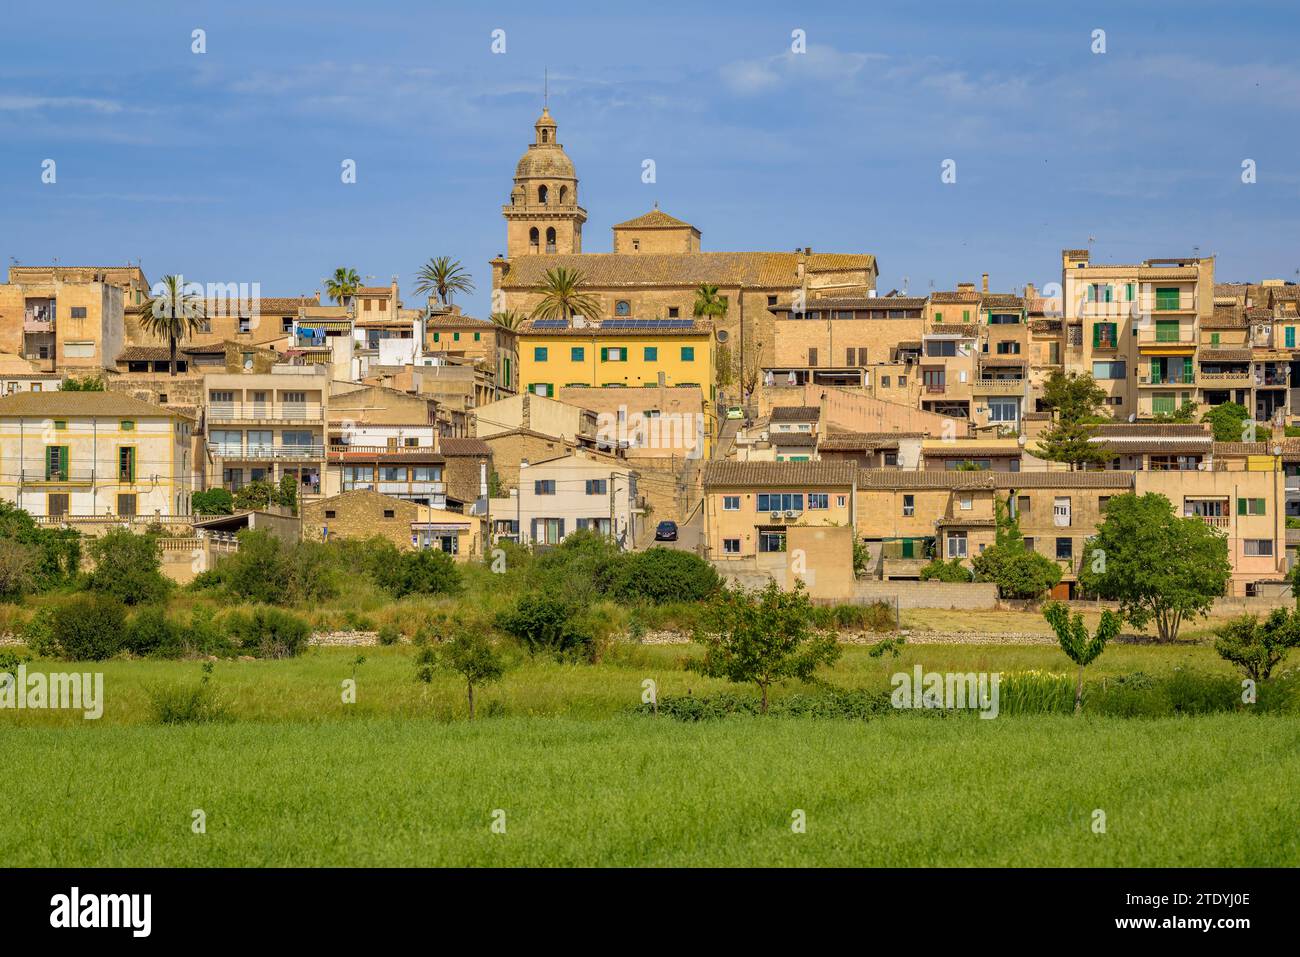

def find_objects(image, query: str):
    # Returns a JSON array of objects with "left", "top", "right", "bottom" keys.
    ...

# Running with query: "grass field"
[
  {"left": 4, "top": 643, "right": 1297, "bottom": 866},
  {"left": 4, "top": 714, "right": 1297, "bottom": 866}
]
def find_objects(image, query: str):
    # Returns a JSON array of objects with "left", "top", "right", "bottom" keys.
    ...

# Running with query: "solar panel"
[{"left": 533, "top": 319, "right": 569, "bottom": 329}]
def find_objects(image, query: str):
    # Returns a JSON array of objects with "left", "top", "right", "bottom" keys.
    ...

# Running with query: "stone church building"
[{"left": 489, "top": 108, "right": 879, "bottom": 381}]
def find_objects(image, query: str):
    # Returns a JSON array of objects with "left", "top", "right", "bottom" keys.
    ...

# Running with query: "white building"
[
  {"left": 489, "top": 449, "right": 639, "bottom": 547},
  {"left": 0, "top": 391, "right": 193, "bottom": 518}
]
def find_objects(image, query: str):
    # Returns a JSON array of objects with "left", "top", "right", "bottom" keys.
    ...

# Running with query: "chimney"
[
  {"left": 981, "top": 273, "right": 989, "bottom": 293},
  {"left": 314, "top": 291, "right": 321, "bottom": 304}
]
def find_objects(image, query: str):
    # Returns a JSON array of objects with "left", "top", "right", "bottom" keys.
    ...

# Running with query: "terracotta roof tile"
[
  {"left": 500, "top": 251, "right": 877, "bottom": 289},
  {"left": 769, "top": 406, "right": 820, "bottom": 422},
  {"left": 0, "top": 391, "right": 192, "bottom": 419},
  {"left": 612, "top": 209, "right": 695, "bottom": 230},
  {"left": 704, "top": 460, "right": 856, "bottom": 488}
]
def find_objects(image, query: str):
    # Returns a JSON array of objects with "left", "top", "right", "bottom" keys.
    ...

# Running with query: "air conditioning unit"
[
  {"left": 784, "top": 509, "right": 800, "bottom": 519},
  {"left": 770, "top": 512, "right": 782, "bottom": 521}
]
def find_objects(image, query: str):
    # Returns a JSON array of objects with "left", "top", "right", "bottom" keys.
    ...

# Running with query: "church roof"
[
  {"left": 612, "top": 209, "right": 696, "bottom": 230},
  {"left": 515, "top": 147, "right": 575, "bottom": 179},
  {"left": 500, "top": 251, "right": 877, "bottom": 290}
]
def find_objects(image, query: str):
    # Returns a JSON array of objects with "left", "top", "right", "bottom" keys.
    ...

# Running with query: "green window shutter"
[
  {"left": 433, "top": 332, "right": 439, "bottom": 342},
  {"left": 474, "top": 332, "right": 481, "bottom": 341},
  {"left": 1086, "top": 285, "right": 1095, "bottom": 302},
  {"left": 453, "top": 333, "right": 460, "bottom": 341},
  {"left": 681, "top": 346, "right": 694, "bottom": 361},
  {"left": 1126, "top": 283, "right": 1135, "bottom": 301},
  {"left": 962, "top": 310, "right": 970, "bottom": 321},
  {"left": 1238, "top": 498, "right": 1246, "bottom": 516},
  {"left": 1211, "top": 333, "right": 1220, "bottom": 345},
  {"left": 1288, "top": 327, "right": 1296, "bottom": 348},
  {"left": 1092, "top": 324, "right": 1100, "bottom": 347},
  {"left": 600, "top": 347, "right": 608, "bottom": 362},
  {"left": 935, "top": 312, "right": 942, "bottom": 322},
  {"left": 1256, "top": 498, "right": 1266, "bottom": 514},
  {"left": 644, "top": 347, "right": 657, "bottom": 361},
  {"left": 1183, "top": 357, "right": 1193, "bottom": 382}
]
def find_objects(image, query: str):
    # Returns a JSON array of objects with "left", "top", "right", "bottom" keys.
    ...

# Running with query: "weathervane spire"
[{"left": 544, "top": 67, "right": 548, "bottom": 109}]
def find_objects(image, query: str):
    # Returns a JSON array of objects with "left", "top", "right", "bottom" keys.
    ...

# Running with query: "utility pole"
[{"left": 609, "top": 471, "right": 617, "bottom": 546}]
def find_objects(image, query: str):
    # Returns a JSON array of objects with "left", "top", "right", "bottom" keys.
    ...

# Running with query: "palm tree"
[
  {"left": 325, "top": 267, "right": 360, "bottom": 308},
  {"left": 490, "top": 309, "right": 527, "bottom": 331},
  {"left": 139, "top": 274, "right": 206, "bottom": 377},
  {"left": 533, "top": 267, "right": 602, "bottom": 321},
  {"left": 414, "top": 257, "right": 475, "bottom": 306},
  {"left": 692, "top": 283, "right": 728, "bottom": 323}
]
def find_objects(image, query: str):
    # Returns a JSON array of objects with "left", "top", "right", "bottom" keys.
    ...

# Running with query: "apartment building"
[
  {"left": 425, "top": 307, "right": 518, "bottom": 398},
  {"left": 515, "top": 317, "right": 715, "bottom": 407},
  {"left": 203, "top": 365, "right": 329, "bottom": 497},
  {"left": 1060, "top": 249, "right": 1215, "bottom": 420},
  {"left": 489, "top": 449, "right": 639, "bottom": 546},
  {"left": 765, "top": 295, "right": 927, "bottom": 390},
  {"left": 702, "top": 460, "right": 856, "bottom": 560},
  {"left": 0, "top": 271, "right": 126, "bottom": 374},
  {"left": 0, "top": 391, "right": 193, "bottom": 519}
]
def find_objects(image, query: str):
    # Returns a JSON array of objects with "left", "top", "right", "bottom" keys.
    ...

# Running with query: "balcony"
[
  {"left": 924, "top": 382, "right": 946, "bottom": 395},
  {"left": 211, "top": 444, "right": 325, "bottom": 461},
  {"left": 207, "top": 402, "right": 323, "bottom": 423},
  {"left": 377, "top": 481, "right": 446, "bottom": 497},
  {"left": 1140, "top": 293, "right": 1196, "bottom": 313},
  {"left": 1198, "top": 370, "right": 1252, "bottom": 383},
  {"left": 23, "top": 317, "right": 55, "bottom": 334},
  {"left": 1137, "top": 329, "right": 1196, "bottom": 350},
  {"left": 1196, "top": 515, "right": 1231, "bottom": 529},
  {"left": 1138, "top": 373, "right": 1195, "bottom": 386},
  {"left": 20, "top": 468, "right": 95, "bottom": 486},
  {"left": 973, "top": 378, "right": 1026, "bottom": 395}
]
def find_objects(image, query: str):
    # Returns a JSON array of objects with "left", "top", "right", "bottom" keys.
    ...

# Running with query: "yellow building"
[{"left": 516, "top": 317, "right": 716, "bottom": 410}]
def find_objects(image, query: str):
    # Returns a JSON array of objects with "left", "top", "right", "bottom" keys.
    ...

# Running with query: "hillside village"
[{"left": 2, "top": 107, "right": 1299, "bottom": 604}]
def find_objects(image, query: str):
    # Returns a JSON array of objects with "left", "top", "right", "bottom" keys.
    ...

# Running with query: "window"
[
  {"left": 531, "top": 383, "right": 553, "bottom": 397},
  {"left": 1151, "top": 393, "right": 1176, "bottom": 416},
  {"left": 807, "top": 493, "right": 829, "bottom": 510},
  {"left": 644, "top": 347, "right": 658, "bottom": 361},
  {"left": 988, "top": 400, "right": 1018, "bottom": 423},
  {"left": 53, "top": 420, "right": 66, "bottom": 430},
  {"left": 47, "top": 493, "right": 69, "bottom": 518},
  {"left": 757, "top": 493, "right": 804, "bottom": 512},
  {"left": 585, "top": 479, "right": 608, "bottom": 495},
  {"left": 947, "top": 531, "right": 968, "bottom": 559},
  {"left": 808, "top": 348, "right": 818, "bottom": 366},
  {"left": 1023, "top": 537, "right": 1034, "bottom": 552},
  {"left": 453, "top": 333, "right": 460, "bottom": 342},
  {"left": 681, "top": 347, "right": 695, "bottom": 362},
  {"left": 475, "top": 332, "right": 481, "bottom": 341},
  {"left": 758, "top": 530, "right": 787, "bottom": 553},
  {"left": 722, "top": 495, "right": 740, "bottom": 511},
  {"left": 118, "top": 447, "right": 136, "bottom": 483},
  {"left": 433, "top": 332, "right": 440, "bottom": 343},
  {"left": 837, "top": 495, "right": 847, "bottom": 507},
  {"left": 382, "top": 509, "right": 395, "bottom": 519},
  {"left": 534, "top": 347, "right": 548, "bottom": 362},
  {"left": 902, "top": 494, "right": 915, "bottom": 516},
  {"left": 45, "top": 445, "right": 69, "bottom": 481},
  {"left": 1288, "top": 327, "right": 1296, "bottom": 349},
  {"left": 1056, "top": 537, "right": 1073, "bottom": 560},
  {"left": 1244, "top": 539, "right": 1274, "bottom": 556},
  {"left": 995, "top": 340, "right": 1020, "bottom": 355},
  {"left": 1053, "top": 496, "right": 1072, "bottom": 526},
  {"left": 538, "top": 185, "right": 548, "bottom": 204},
  {"left": 1155, "top": 287, "right": 1181, "bottom": 311},
  {"left": 768, "top": 295, "right": 778, "bottom": 307},
  {"left": 571, "top": 346, "right": 585, "bottom": 362},
  {"left": 1155, "top": 320, "right": 1180, "bottom": 343},
  {"left": 1017, "top": 495, "right": 1030, "bottom": 514},
  {"left": 70, "top": 306, "right": 87, "bottom": 319},
  {"left": 959, "top": 494, "right": 974, "bottom": 511},
  {"left": 121, "top": 420, "right": 135, "bottom": 431},
  {"left": 615, "top": 300, "right": 631, "bottom": 316},
  {"left": 881, "top": 375, "right": 891, "bottom": 388},
  {"left": 885, "top": 452, "right": 899, "bottom": 467},
  {"left": 116, "top": 494, "right": 137, "bottom": 517},
  {"left": 1092, "top": 322, "right": 1118, "bottom": 348},
  {"left": 601, "top": 347, "right": 627, "bottom": 362},
  {"left": 1238, "top": 497, "right": 1266, "bottom": 516},
  {"left": 926, "top": 340, "right": 957, "bottom": 357},
  {"left": 1092, "top": 360, "right": 1126, "bottom": 380},
  {"left": 534, "top": 480, "right": 556, "bottom": 495},
  {"left": 668, "top": 307, "right": 679, "bottom": 318},
  {"left": 1087, "top": 284, "right": 1113, "bottom": 303},
  {"left": 723, "top": 538, "right": 741, "bottom": 554}
]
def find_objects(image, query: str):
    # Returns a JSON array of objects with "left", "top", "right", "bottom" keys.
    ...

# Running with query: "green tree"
[
  {"left": 277, "top": 474, "right": 298, "bottom": 515},
  {"left": 325, "top": 267, "right": 360, "bottom": 307},
  {"left": 919, "top": 558, "right": 973, "bottom": 582},
  {"left": 60, "top": 374, "right": 105, "bottom": 391},
  {"left": 489, "top": 309, "right": 527, "bottom": 331},
  {"left": 0, "top": 501, "right": 80, "bottom": 592},
  {"left": 1078, "top": 492, "right": 1231, "bottom": 641},
  {"left": 692, "top": 284, "right": 728, "bottom": 323},
  {"left": 191, "top": 488, "right": 234, "bottom": 515},
  {"left": 1154, "top": 399, "right": 1198, "bottom": 423},
  {"left": 970, "top": 494, "right": 1062, "bottom": 599},
  {"left": 377, "top": 548, "right": 462, "bottom": 599},
  {"left": 86, "top": 528, "right": 172, "bottom": 605},
  {"left": 417, "top": 621, "right": 507, "bottom": 719},
  {"left": 689, "top": 580, "right": 840, "bottom": 713},
  {"left": 852, "top": 537, "right": 872, "bottom": 578},
  {"left": 532, "top": 267, "right": 603, "bottom": 321},
  {"left": 715, "top": 341, "right": 735, "bottom": 390},
  {"left": 139, "top": 274, "right": 207, "bottom": 377},
  {"left": 1201, "top": 402, "right": 1254, "bottom": 442},
  {"left": 220, "top": 529, "right": 291, "bottom": 604},
  {"left": 1032, "top": 370, "right": 1112, "bottom": 470},
  {"left": 233, "top": 480, "right": 278, "bottom": 511},
  {"left": 1042, "top": 600, "right": 1121, "bottom": 714},
  {"left": 1213, "top": 609, "right": 1300, "bottom": 682},
  {"left": 497, "top": 593, "right": 596, "bottom": 662},
  {"left": 414, "top": 256, "right": 475, "bottom": 305}
]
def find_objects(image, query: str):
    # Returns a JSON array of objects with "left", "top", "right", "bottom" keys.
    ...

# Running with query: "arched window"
[
  {"left": 615, "top": 300, "right": 631, "bottom": 316},
  {"left": 529, "top": 227, "right": 539, "bottom": 251},
  {"left": 541, "top": 129, "right": 549, "bottom": 143},
  {"left": 545, "top": 227, "right": 557, "bottom": 253},
  {"left": 558, "top": 185, "right": 568, "bottom": 205},
  {"left": 538, "top": 185, "right": 548, "bottom": 205}
]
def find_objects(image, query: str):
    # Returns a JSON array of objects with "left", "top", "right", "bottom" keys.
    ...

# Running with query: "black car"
[{"left": 655, "top": 520, "right": 678, "bottom": 541}]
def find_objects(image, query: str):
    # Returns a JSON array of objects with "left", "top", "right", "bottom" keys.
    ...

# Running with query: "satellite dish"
[{"left": 1127, "top": 413, "right": 1136, "bottom": 423}]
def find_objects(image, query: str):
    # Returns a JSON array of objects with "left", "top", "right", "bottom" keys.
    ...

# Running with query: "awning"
[{"left": 411, "top": 523, "right": 469, "bottom": 533}]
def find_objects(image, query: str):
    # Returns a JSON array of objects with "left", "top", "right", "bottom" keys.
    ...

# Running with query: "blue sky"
[{"left": 2, "top": 0, "right": 1298, "bottom": 317}]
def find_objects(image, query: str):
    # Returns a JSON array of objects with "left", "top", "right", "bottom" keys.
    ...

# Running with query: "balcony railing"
[
  {"left": 1137, "top": 329, "right": 1196, "bottom": 345},
  {"left": 973, "top": 378, "right": 1026, "bottom": 394},
  {"left": 211, "top": 444, "right": 325, "bottom": 460},
  {"left": 1138, "top": 373, "right": 1196, "bottom": 385},
  {"left": 1198, "top": 370, "right": 1251, "bottom": 382},
  {"left": 207, "top": 402, "right": 323, "bottom": 422},
  {"left": 23, "top": 317, "right": 55, "bottom": 333},
  {"left": 924, "top": 383, "right": 946, "bottom": 394},
  {"left": 1194, "top": 515, "right": 1231, "bottom": 529},
  {"left": 378, "top": 481, "right": 446, "bottom": 497},
  {"left": 20, "top": 468, "right": 96, "bottom": 485},
  {"left": 1141, "top": 294, "right": 1196, "bottom": 312}
]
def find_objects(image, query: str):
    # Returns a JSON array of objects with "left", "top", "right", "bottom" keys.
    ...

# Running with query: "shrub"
[
  {"left": 19, "top": 607, "right": 58, "bottom": 658},
  {"left": 286, "top": 541, "right": 339, "bottom": 603},
  {"left": 529, "top": 530, "right": 626, "bottom": 602},
  {"left": 219, "top": 530, "right": 291, "bottom": 604},
  {"left": 0, "top": 540, "right": 39, "bottom": 602},
  {"left": 191, "top": 489, "right": 234, "bottom": 515},
  {"left": 497, "top": 593, "right": 597, "bottom": 662},
  {"left": 612, "top": 548, "right": 720, "bottom": 604},
  {"left": 125, "top": 606, "right": 183, "bottom": 658},
  {"left": 49, "top": 594, "right": 127, "bottom": 661},
  {"left": 223, "top": 606, "right": 311, "bottom": 658},
  {"left": 377, "top": 624, "right": 401, "bottom": 646},
  {"left": 1214, "top": 610, "right": 1300, "bottom": 682},
  {"left": 972, "top": 543, "right": 1062, "bottom": 599},
  {"left": 147, "top": 664, "right": 229, "bottom": 724},
  {"left": 379, "top": 548, "right": 461, "bottom": 599},
  {"left": 919, "top": 558, "right": 973, "bottom": 583},
  {"left": 85, "top": 528, "right": 172, "bottom": 605},
  {"left": 0, "top": 501, "right": 81, "bottom": 593}
]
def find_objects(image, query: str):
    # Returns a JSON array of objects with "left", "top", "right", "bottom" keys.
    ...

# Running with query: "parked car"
[
  {"left": 655, "top": 520, "right": 678, "bottom": 541},
  {"left": 725, "top": 406, "right": 744, "bottom": 420}
]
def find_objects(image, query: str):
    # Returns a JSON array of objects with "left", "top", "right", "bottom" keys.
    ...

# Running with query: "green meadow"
[{"left": 2, "top": 643, "right": 1298, "bottom": 866}]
